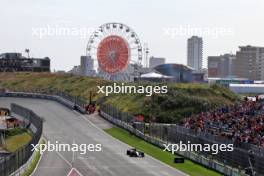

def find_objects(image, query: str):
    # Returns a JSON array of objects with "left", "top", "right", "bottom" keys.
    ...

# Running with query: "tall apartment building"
[
  {"left": 187, "top": 36, "right": 203, "bottom": 71},
  {"left": 149, "top": 56, "right": 165, "bottom": 68},
  {"left": 208, "top": 54, "right": 235, "bottom": 78},
  {"left": 233, "top": 46, "right": 264, "bottom": 80}
]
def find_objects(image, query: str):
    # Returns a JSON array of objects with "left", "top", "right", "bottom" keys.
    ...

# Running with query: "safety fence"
[
  {"left": 0, "top": 104, "right": 43, "bottom": 176},
  {"left": 100, "top": 104, "right": 264, "bottom": 176},
  {"left": 1, "top": 89, "right": 87, "bottom": 113}
]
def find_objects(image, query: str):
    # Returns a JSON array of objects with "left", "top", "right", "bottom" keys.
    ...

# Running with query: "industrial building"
[
  {"left": 208, "top": 77, "right": 254, "bottom": 87},
  {"left": 68, "top": 65, "right": 81, "bottom": 75},
  {"left": 149, "top": 56, "right": 165, "bottom": 68},
  {"left": 207, "top": 46, "right": 264, "bottom": 81},
  {"left": 208, "top": 54, "right": 236, "bottom": 78},
  {"left": 0, "top": 53, "right": 50, "bottom": 72},
  {"left": 154, "top": 63, "right": 193, "bottom": 82},
  {"left": 80, "top": 56, "right": 96, "bottom": 76}
]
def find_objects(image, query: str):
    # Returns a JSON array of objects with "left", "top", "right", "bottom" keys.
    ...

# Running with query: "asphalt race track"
[{"left": 0, "top": 97, "right": 187, "bottom": 176}]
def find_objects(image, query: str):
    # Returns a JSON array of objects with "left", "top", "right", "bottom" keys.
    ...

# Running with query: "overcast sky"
[{"left": 1, "top": 0, "right": 264, "bottom": 71}]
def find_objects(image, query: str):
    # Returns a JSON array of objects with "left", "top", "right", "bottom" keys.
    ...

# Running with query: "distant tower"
[
  {"left": 187, "top": 36, "right": 203, "bottom": 71},
  {"left": 144, "top": 43, "right": 149, "bottom": 67},
  {"left": 80, "top": 56, "right": 95, "bottom": 76},
  {"left": 25, "top": 49, "right": 30, "bottom": 58}
]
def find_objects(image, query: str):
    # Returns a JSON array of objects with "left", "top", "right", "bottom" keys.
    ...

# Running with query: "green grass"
[
  {"left": 105, "top": 83, "right": 240, "bottom": 123},
  {"left": 105, "top": 127, "right": 221, "bottom": 176},
  {"left": 5, "top": 132, "right": 32, "bottom": 152},
  {"left": 0, "top": 72, "right": 239, "bottom": 123},
  {"left": 5, "top": 127, "right": 28, "bottom": 138},
  {"left": 22, "top": 139, "right": 45, "bottom": 176}
]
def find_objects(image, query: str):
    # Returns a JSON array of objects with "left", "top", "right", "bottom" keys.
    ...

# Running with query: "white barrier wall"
[{"left": 230, "top": 84, "right": 264, "bottom": 94}]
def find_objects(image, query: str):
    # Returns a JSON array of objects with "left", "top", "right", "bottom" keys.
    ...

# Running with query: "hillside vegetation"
[{"left": 0, "top": 72, "right": 240, "bottom": 123}]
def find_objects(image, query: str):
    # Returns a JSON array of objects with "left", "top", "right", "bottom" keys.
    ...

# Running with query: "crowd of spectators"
[{"left": 182, "top": 96, "right": 264, "bottom": 147}]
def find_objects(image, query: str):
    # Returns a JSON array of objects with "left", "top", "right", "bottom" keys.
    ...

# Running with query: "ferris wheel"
[{"left": 86, "top": 22, "right": 143, "bottom": 81}]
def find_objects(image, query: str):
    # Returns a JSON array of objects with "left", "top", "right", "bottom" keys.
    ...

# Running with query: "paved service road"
[{"left": 0, "top": 97, "right": 187, "bottom": 176}]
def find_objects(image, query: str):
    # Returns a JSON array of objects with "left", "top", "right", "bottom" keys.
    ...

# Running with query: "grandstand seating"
[{"left": 183, "top": 98, "right": 264, "bottom": 147}]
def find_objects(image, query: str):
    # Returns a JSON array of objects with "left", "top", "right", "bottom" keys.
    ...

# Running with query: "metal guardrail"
[
  {"left": 1, "top": 88, "right": 87, "bottom": 110},
  {"left": 2, "top": 91, "right": 86, "bottom": 114},
  {"left": 0, "top": 104, "right": 43, "bottom": 176}
]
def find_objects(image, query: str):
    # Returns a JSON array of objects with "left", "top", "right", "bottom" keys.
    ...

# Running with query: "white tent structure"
[{"left": 140, "top": 72, "right": 173, "bottom": 78}]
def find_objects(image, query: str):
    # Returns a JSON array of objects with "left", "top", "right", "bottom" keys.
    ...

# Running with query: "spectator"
[{"left": 183, "top": 99, "right": 264, "bottom": 147}]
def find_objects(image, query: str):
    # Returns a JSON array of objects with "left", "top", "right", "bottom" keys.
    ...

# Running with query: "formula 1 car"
[{"left": 126, "top": 148, "right": 145, "bottom": 157}]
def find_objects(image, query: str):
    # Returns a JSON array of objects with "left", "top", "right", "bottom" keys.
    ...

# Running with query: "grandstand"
[
  {"left": 179, "top": 96, "right": 264, "bottom": 175},
  {"left": 183, "top": 97, "right": 264, "bottom": 147}
]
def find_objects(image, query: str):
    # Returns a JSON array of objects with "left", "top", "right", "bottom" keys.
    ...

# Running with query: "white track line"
[{"left": 31, "top": 137, "right": 45, "bottom": 176}]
